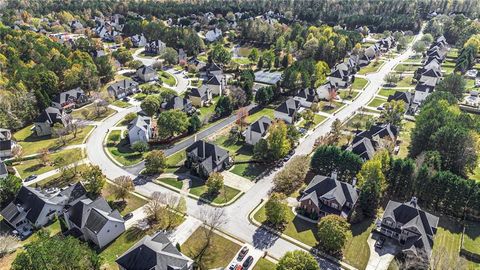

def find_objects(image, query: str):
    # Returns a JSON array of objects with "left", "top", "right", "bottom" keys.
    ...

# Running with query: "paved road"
[{"left": 86, "top": 32, "right": 422, "bottom": 269}]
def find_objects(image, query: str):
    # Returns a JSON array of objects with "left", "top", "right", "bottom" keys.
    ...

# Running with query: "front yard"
[
  {"left": 352, "top": 77, "right": 369, "bottom": 90},
  {"left": 253, "top": 258, "right": 276, "bottom": 270},
  {"left": 367, "top": 97, "right": 386, "bottom": 108},
  {"left": 71, "top": 105, "right": 116, "bottom": 121},
  {"left": 358, "top": 61, "right": 384, "bottom": 75},
  {"left": 111, "top": 100, "right": 131, "bottom": 108},
  {"left": 189, "top": 178, "right": 241, "bottom": 204},
  {"left": 181, "top": 227, "right": 241, "bottom": 269},
  {"left": 102, "top": 183, "right": 148, "bottom": 215},
  {"left": 14, "top": 125, "right": 94, "bottom": 156},
  {"left": 106, "top": 130, "right": 144, "bottom": 166},
  {"left": 159, "top": 70, "right": 176, "bottom": 87}
]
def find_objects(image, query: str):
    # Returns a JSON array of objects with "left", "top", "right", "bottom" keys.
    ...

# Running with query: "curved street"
[{"left": 86, "top": 32, "right": 422, "bottom": 269}]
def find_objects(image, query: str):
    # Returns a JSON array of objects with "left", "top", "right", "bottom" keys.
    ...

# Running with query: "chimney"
[
  {"left": 410, "top": 197, "right": 418, "bottom": 207},
  {"left": 352, "top": 177, "right": 357, "bottom": 187},
  {"left": 331, "top": 170, "right": 338, "bottom": 181}
]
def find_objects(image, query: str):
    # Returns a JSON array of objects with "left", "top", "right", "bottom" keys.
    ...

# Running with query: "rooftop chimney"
[
  {"left": 331, "top": 170, "right": 338, "bottom": 181},
  {"left": 410, "top": 197, "right": 418, "bottom": 207}
]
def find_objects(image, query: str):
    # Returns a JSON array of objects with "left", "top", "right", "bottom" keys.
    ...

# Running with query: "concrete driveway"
[
  {"left": 222, "top": 171, "right": 254, "bottom": 192},
  {"left": 366, "top": 233, "right": 399, "bottom": 270}
]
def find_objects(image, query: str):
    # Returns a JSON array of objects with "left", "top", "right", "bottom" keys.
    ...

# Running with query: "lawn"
[
  {"left": 352, "top": 77, "right": 368, "bottom": 90},
  {"left": 431, "top": 216, "right": 465, "bottom": 269},
  {"left": 441, "top": 63, "right": 456, "bottom": 74},
  {"left": 378, "top": 88, "right": 406, "bottom": 98},
  {"left": 395, "top": 75, "right": 414, "bottom": 88},
  {"left": 230, "top": 163, "right": 265, "bottom": 180},
  {"left": 397, "top": 120, "right": 415, "bottom": 158},
  {"left": 358, "top": 61, "right": 384, "bottom": 75},
  {"left": 158, "top": 177, "right": 184, "bottom": 189},
  {"left": 254, "top": 204, "right": 318, "bottom": 247},
  {"left": 345, "top": 113, "right": 376, "bottom": 131},
  {"left": 246, "top": 107, "right": 276, "bottom": 124},
  {"left": 106, "top": 130, "right": 144, "bottom": 166},
  {"left": 111, "top": 100, "right": 131, "bottom": 108},
  {"left": 181, "top": 227, "right": 241, "bottom": 269},
  {"left": 197, "top": 96, "right": 220, "bottom": 121},
  {"left": 321, "top": 101, "right": 343, "bottom": 114},
  {"left": 102, "top": 183, "right": 148, "bottom": 215},
  {"left": 394, "top": 63, "right": 421, "bottom": 73},
  {"left": 232, "top": 57, "right": 252, "bottom": 65},
  {"left": 159, "top": 70, "right": 176, "bottom": 87},
  {"left": 446, "top": 48, "right": 459, "bottom": 59},
  {"left": 253, "top": 258, "right": 276, "bottom": 270},
  {"left": 342, "top": 219, "right": 374, "bottom": 270},
  {"left": 71, "top": 106, "right": 116, "bottom": 121},
  {"left": 14, "top": 148, "right": 83, "bottom": 179},
  {"left": 14, "top": 125, "right": 94, "bottom": 156},
  {"left": 237, "top": 47, "right": 253, "bottom": 57},
  {"left": 189, "top": 181, "right": 241, "bottom": 204},
  {"left": 213, "top": 134, "right": 254, "bottom": 161},
  {"left": 463, "top": 221, "right": 480, "bottom": 255},
  {"left": 167, "top": 151, "right": 186, "bottom": 167},
  {"left": 466, "top": 78, "right": 478, "bottom": 91},
  {"left": 339, "top": 90, "right": 360, "bottom": 100},
  {"left": 367, "top": 98, "right": 386, "bottom": 108},
  {"left": 299, "top": 114, "right": 327, "bottom": 129},
  {"left": 34, "top": 164, "right": 90, "bottom": 188}
]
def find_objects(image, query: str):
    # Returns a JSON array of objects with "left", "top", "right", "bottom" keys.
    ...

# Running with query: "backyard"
[
  {"left": 397, "top": 120, "right": 415, "bottom": 158},
  {"left": 463, "top": 221, "right": 480, "bottom": 255}
]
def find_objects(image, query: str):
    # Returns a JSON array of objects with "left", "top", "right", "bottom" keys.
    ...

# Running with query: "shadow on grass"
[
  {"left": 351, "top": 218, "right": 375, "bottom": 237},
  {"left": 24, "top": 163, "right": 46, "bottom": 173},
  {"left": 108, "top": 200, "right": 127, "bottom": 213},
  {"left": 292, "top": 215, "right": 319, "bottom": 236},
  {"left": 124, "top": 226, "right": 148, "bottom": 243}
]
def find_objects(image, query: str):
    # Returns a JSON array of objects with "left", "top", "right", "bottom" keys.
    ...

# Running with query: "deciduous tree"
[
  {"left": 82, "top": 165, "right": 106, "bottom": 197},
  {"left": 277, "top": 250, "right": 320, "bottom": 270},
  {"left": 265, "top": 192, "right": 289, "bottom": 226},
  {"left": 144, "top": 150, "right": 167, "bottom": 175},
  {"left": 112, "top": 176, "right": 134, "bottom": 202},
  {"left": 317, "top": 215, "right": 350, "bottom": 254}
]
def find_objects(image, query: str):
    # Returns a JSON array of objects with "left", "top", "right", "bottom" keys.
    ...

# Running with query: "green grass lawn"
[
  {"left": 167, "top": 151, "right": 186, "bottom": 167},
  {"left": 102, "top": 183, "right": 148, "bottom": 215},
  {"left": 189, "top": 181, "right": 241, "bottom": 204},
  {"left": 254, "top": 204, "right": 318, "bottom": 247},
  {"left": 237, "top": 47, "right": 253, "bottom": 57},
  {"left": 106, "top": 130, "right": 144, "bottom": 166},
  {"left": 466, "top": 79, "right": 478, "bottom": 91},
  {"left": 397, "top": 120, "right": 415, "bottom": 158},
  {"left": 181, "top": 227, "right": 241, "bottom": 269},
  {"left": 14, "top": 148, "right": 83, "bottom": 179},
  {"left": 378, "top": 88, "right": 407, "bottom": 98},
  {"left": 232, "top": 57, "right": 252, "bottom": 65},
  {"left": 395, "top": 75, "right": 414, "bottom": 88},
  {"left": 159, "top": 70, "right": 176, "bottom": 87},
  {"left": 339, "top": 90, "right": 360, "bottom": 100},
  {"left": 343, "top": 219, "right": 374, "bottom": 270},
  {"left": 230, "top": 163, "right": 265, "bottom": 180},
  {"left": 253, "top": 258, "right": 276, "bottom": 270},
  {"left": 213, "top": 134, "right": 255, "bottom": 162},
  {"left": 463, "top": 221, "right": 480, "bottom": 255},
  {"left": 299, "top": 114, "right": 327, "bottom": 129},
  {"left": 111, "top": 100, "right": 131, "bottom": 108},
  {"left": 346, "top": 113, "right": 376, "bottom": 131},
  {"left": 100, "top": 227, "right": 148, "bottom": 269},
  {"left": 358, "top": 61, "right": 384, "bottom": 75},
  {"left": 158, "top": 177, "right": 184, "bottom": 189},
  {"left": 321, "top": 101, "right": 343, "bottom": 114},
  {"left": 197, "top": 96, "right": 220, "bottom": 122},
  {"left": 14, "top": 125, "right": 93, "bottom": 156},
  {"left": 71, "top": 106, "right": 116, "bottom": 121},
  {"left": 34, "top": 164, "right": 89, "bottom": 188},
  {"left": 446, "top": 48, "right": 459, "bottom": 59},
  {"left": 197, "top": 54, "right": 208, "bottom": 62},
  {"left": 246, "top": 107, "right": 275, "bottom": 124},
  {"left": 394, "top": 63, "right": 421, "bottom": 73},
  {"left": 352, "top": 77, "right": 368, "bottom": 90},
  {"left": 431, "top": 216, "right": 470, "bottom": 269},
  {"left": 367, "top": 98, "right": 386, "bottom": 108}
]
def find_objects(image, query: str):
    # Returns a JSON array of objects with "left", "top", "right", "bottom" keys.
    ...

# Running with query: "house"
[
  {"left": 418, "top": 68, "right": 442, "bottom": 85},
  {"left": 346, "top": 137, "right": 376, "bottom": 160},
  {"left": 136, "top": 65, "right": 158, "bottom": 82},
  {"left": 187, "top": 57, "right": 206, "bottom": 71},
  {"left": 379, "top": 197, "right": 439, "bottom": 257},
  {"left": 128, "top": 116, "right": 153, "bottom": 145},
  {"left": 131, "top": 34, "right": 147, "bottom": 47},
  {"left": 414, "top": 78, "right": 436, "bottom": 104},
  {"left": 377, "top": 36, "right": 396, "bottom": 52},
  {"left": 91, "top": 50, "right": 106, "bottom": 58},
  {"left": 70, "top": 20, "right": 84, "bottom": 32},
  {"left": 328, "top": 68, "right": 352, "bottom": 88},
  {"left": 316, "top": 82, "right": 337, "bottom": 101},
  {"left": 107, "top": 79, "right": 140, "bottom": 99},
  {"left": 145, "top": 40, "right": 166, "bottom": 55},
  {"left": 34, "top": 107, "right": 71, "bottom": 136},
  {"left": 64, "top": 196, "right": 125, "bottom": 248},
  {"left": 205, "top": 28, "right": 222, "bottom": 42},
  {"left": 347, "top": 123, "right": 398, "bottom": 160},
  {"left": 1, "top": 184, "right": 87, "bottom": 233},
  {"left": 0, "top": 161, "right": 7, "bottom": 179},
  {"left": 299, "top": 175, "right": 359, "bottom": 218},
  {"left": 185, "top": 140, "right": 231, "bottom": 179},
  {"left": 116, "top": 231, "right": 193, "bottom": 270},
  {"left": 465, "top": 69, "right": 478, "bottom": 79},
  {"left": 274, "top": 98, "right": 301, "bottom": 124},
  {"left": 52, "top": 87, "right": 90, "bottom": 111},
  {"left": 200, "top": 62, "right": 223, "bottom": 77},
  {"left": 244, "top": 116, "right": 272, "bottom": 145},
  {"left": 0, "top": 128, "right": 13, "bottom": 158},
  {"left": 161, "top": 96, "right": 195, "bottom": 114},
  {"left": 189, "top": 86, "right": 213, "bottom": 107},
  {"left": 294, "top": 88, "right": 319, "bottom": 108},
  {"left": 388, "top": 91, "right": 413, "bottom": 113},
  {"left": 178, "top": 48, "right": 188, "bottom": 64},
  {"left": 205, "top": 74, "right": 225, "bottom": 96}
]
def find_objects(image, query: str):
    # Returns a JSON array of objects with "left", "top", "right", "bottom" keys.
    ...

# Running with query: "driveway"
[
  {"left": 221, "top": 171, "right": 254, "bottom": 192},
  {"left": 366, "top": 233, "right": 399, "bottom": 270}
]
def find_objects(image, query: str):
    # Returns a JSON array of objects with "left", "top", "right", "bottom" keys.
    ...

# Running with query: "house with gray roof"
[
  {"left": 34, "top": 107, "right": 71, "bottom": 136},
  {"left": 136, "top": 65, "right": 158, "bottom": 82},
  {"left": 116, "top": 231, "right": 193, "bottom": 270},
  {"left": 64, "top": 196, "right": 125, "bottom": 248},
  {"left": 294, "top": 88, "right": 319, "bottom": 108},
  {"left": 145, "top": 40, "right": 166, "bottom": 55},
  {"left": 244, "top": 116, "right": 272, "bottom": 145},
  {"left": 185, "top": 140, "right": 231, "bottom": 179},
  {"left": 108, "top": 79, "right": 139, "bottom": 99},
  {"left": 0, "top": 128, "right": 13, "bottom": 158},
  {"left": 274, "top": 98, "right": 301, "bottom": 124},
  {"left": 51, "top": 87, "right": 90, "bottom": 111},
  {"left": 161, "top": 96, "right": 195, "bottom": 114},
  {"left": 346, "top": 123, "right": 398, "bottom": 160},
  {"left": 189, "top": 86, "right": 213, "bottom": 107},
  {"left": 299, "top": 175, "right": 359, "bottom": 218},
  {"left": 128, "top": 115, "right": 153, "bottom": 145},
  {"left": 131, "top": 34, "right": 147, "bottom": 47},
  {"left": 378, "top": 197, "right": 439, "bottom": 257},
  {"left": 388, "top": 91, "right": 413, "bottom": 113},
  {"left": 1, "top": 183, "right": 87, "bottom": 234},
  {"left": 0, "top": 161, "right": 7, "bottom": 179}
]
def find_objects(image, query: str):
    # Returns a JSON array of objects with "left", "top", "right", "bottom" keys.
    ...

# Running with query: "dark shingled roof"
[
  {"left": 84, "top": 208, "right": 108, "bottom": 234},
  {"left": 186, "top": 140, "right": 229, "bottom": 174},
  {"left": 250, "top": 116, "right": 272, "bottom": 135},
  {"left": 296, "top": 88, "right": 317, "bottom": 102},
  {"left": 3, "top": 186, "right": 46, "bottom": 224},
  {"left": 0, "top": 140, "right": 12, "bottom": 151},
  {"left": 275, "top": 98, "right": 300, "bottom": 117},
  {"left": 388, "top": 91, "right": 412, "bottom": 104},
  {"left": 0, "top": 161, "right": 7, "bottom": 176}
]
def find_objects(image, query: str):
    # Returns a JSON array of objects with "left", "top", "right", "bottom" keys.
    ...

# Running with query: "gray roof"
[
  {"left": 34, "top": 107, "right": 64, "bottom": 124},
  {"left": 0, "top": 161, "right": 7, "bottom": 175},
  {"left": 129, "top": 115, "right": 151, "bottom": 133},
  {"left": 116, "top": 232, "right": 193, "bottom": 270},
  {"left": 67, "top": 197, "right": 115, "bottom": 230},
  {"left": 0, "top": 128, "right": 11, "bottom": 141},
  {"left": 137, "top": 65, "right": 156, "bottom": 75},
  {"left": 108, "top": 79, "right": 139, "bottom": 94},
  {"left": 388, "top": 91, "right": 412, "bottom": 104},
  {"left": 186, "top": 140, "right": 229, "bottom": 174},
  {"left": 347, "top": 137, "right": 376, "bottom": 160},
  {"left": 249, "top": 116, "right": 272, "bottom": 135},
  {"left": 52, "top": 87, "right": 85, "bottom": 104},
  {"left": 162, "top": 96, "right": 191, "bottom": 111},
  {"left": 276, "top": 98, "right": 300, "bottom": 117},
  {"left": 296, "top": 88, "right": 317, "bottom": 102},
  {"left": 190, "top": 86, "right": 210, "bottom": 98}
]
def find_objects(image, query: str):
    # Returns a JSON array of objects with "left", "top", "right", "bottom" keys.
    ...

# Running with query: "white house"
[
  {"left": 274, "top": 98, "right": 301, "bottom": 124},
  {"left": 205, "top": 28, "right": 222, "bottom": 42},
  {"left": 0, "top": 128, "right": 13, "bottom": 158},
  {"left": 107, "top": 79, "right": 140, "bottom": 99},
  {"left": 128, "top": 115, "right": 153, "bottom": 145},
  {"left": 328, "top": 68, "right": 352, "bottom": 88},
  {"left": 64, "top": 196, "right": 125, "bottom": 248},
  {"left": 136, "top": 65, "right": 158, "bottom": 82},
  {"left": 294, "top": 88, "right": 318, "bottom": 107},
  {"left": 145, "top": 40, "right": 166, "bottom": 55},
  {"left": 245, "top": 116, "right": 272, "bottom": 145},
  {"left": 131, "top": 34, "right": 147, "bottom": 47},
  {"left": 316, "top": 82, "right": 337, "bottom": 100},
  {"left": 205, "top": 74, "right": 225, "bottom": 96}
]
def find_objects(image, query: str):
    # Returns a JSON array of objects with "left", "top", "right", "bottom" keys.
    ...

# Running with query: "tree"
[
  {"left": 82, "top": 165, "right": 106, "bottom": 197},
  {"left": 210, "top": 44, "right": 231, "bottom": 65},
  {"left": 144, "top": 150, "right": 167, "bottom": 175},
  {"left": 277, "top": 250, "right": 320, "bottom": 270},
  {"left": 311, "top": 145, "right": 363, "bottom": 183},
  {"left": 161, "top": 47, "right": 179, "bottom": 65},
  {"left": 302, "top": 109, "right": 315, "bottom": 127},
  {"left": 124, "top": 112, "right": 137, "bottom": 123},
  {"left": 412, "top": 41, "right": 426, "bottom": 54},
  {"left": 112, "top": 176, "right": 134, "bottom": 202},
  {"left": 140, "top": 95, "right": 162, "bottom": 116},
  {"left": 94, "top": 55, "right": 115, "bottom": 83},
  {"left": 381, "top": 100, "right": 406, "bottom": 127},
  {"left": 436, "top": 73, "right": 466, "bottom": 100},
  {"left": 265, "top": 192, "right": 289, "bottom": 226},
  {"left": 317, "top": 215, "right": 350, "bottom": 254},
  {"left": 144, "top": 191, "right": 164, "bottom": 223},
  {"left": 255, "top": 86, "right": 274, "bottom": 105},
  {"left": 248, "top": 48, "right": 259, "bottom": 62},
  {"left": 356, "top": 159, "right": 384, "bottom": 217},
  {"left": 268, "top": 120, "right": 291, "bottom": 160},
  {"left": 273, "top": 156, "right": 310, "bottom": 195},
  {"left": 215, "top": 96, "right": 233, "bottom": 117},
  {"left": 236, "top": 107, "right": 249, "bottom": 133},
  {"left": 157, "top": 110, "right": 189, "bottom": 139},
  {"left": 12, "top": 231, "right": 101, "bottom": 270},
  {"left": 314, "top": 60, "right": 329, "bottom": 87},
  {"left": 39, "top": 148, "right": 50, "bottom": 165},
  {"left": 0, "top": 175, "right": 22, "bottom": 207},
  {"left": 0, "top": 234, "right": 19, "bottom": 258},
  {"left": 123, "top": 37, "right": 133, "bottom": 49},
  {"left": 421, "top": 33, "right": 434, "bottom": 44},
  {"left": 196, "top": 207, "right": 227, "bottom": 268},
  {"left": 330, "top": 119, "right": 342, "bottom": 143},
  {"left": 132, "top": 141, "right": 149, "bottom": 153},
  {"left": 188, "top": 114, "right": 202, "bottom": 133},
  {"left": 257, "top": 56, "right": 264, "bottom": 69},
  {"left": 229, "top": 86, "right": 247, "bottom": 108},
  {"left": 206, "top": 172, "right": 224, "bottom": 195},
  {"left": 384, "top": 73, "right": 400, "bottom": 86}
]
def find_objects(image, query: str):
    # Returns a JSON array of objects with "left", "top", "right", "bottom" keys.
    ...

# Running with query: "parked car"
[
  {"left": 122, "top": 97, "right": 130, "bottom": 102},
  {"left": 375, "top": 236, "right": 386, "bottom": 249},
  {"left": 276, "top": 161, "right": 284, "bottom": 168},
  {"left": 242, "top": 256, "right": 254, "bottom": 268},
  {"left": 237, "top": 246, "right": 249, "bottom": 261},
  {"left": 123, "top": 213, "right": 133, "bottom": 220},
  {"left": 24, "top": 175, "right": 37, "bottom": 182},
  {"left": 235, "top": 264, "right": 243, "bottom": 270},
  {"left": 228, "top": 263, "right": 236, "bottom": 270}
]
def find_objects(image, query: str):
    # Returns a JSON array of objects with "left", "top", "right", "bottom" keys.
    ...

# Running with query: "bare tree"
[
  {"left": 67, "top": 121, "right": 85, "bottom": 138},
  {"left": 144, "top": 191, "right": 164, "bottom": 223},
  {"left": 158, "top": 193, "right": 187, "bottom": 229},
  {"left": 11, "top": 145, "right": 23, "bottom": 162},
  {"left": 54, "top": 127, "right": 68, "bottom": 146},
  {"left": 236, "top": 107, "right": 249, "bottom": 133},
  {"left": 196, "top": 207, "right": 228, "bottom": 265},
  {"left": 0, "top": 234, "right": 19, "bottom": 258},
  {"left": 81, "top": 109, "right": 90, "bottom": 120},
  {"left": 39, "top": 148, "right": 50, "bottom": 166},
  {"left": 112, "top": 176, "right": 134, "bottom": 202}
]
